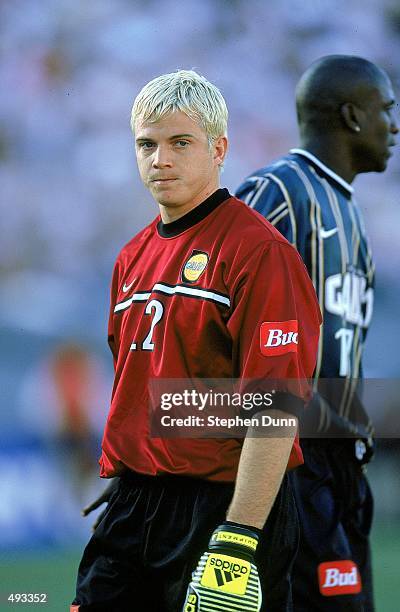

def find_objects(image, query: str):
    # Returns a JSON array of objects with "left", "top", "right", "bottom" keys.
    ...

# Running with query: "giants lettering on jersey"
[
  {"left": 260, "top": 320, "right": 298, "bottom": 356},
  {"left": 325, "top": 271, "right": 373, "bottom": 328},
  {"left": 318, "top": 561, "right": 362, "bottom": 596}
]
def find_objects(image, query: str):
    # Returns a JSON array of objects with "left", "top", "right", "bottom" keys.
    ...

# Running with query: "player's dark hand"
[
  {"left": 81, "top": 477, "right": 120, "bottom": 532},
  {"left": 182, "top": 522, "right": 262, "bottom": 611}
]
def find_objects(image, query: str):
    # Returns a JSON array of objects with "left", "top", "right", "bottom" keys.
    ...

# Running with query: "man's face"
[
  {"left": 135, "top": 111, "right": 227, "bottom": 220},
  {"left": 354, "top": 75, "right": 398, "bottom": 173}
]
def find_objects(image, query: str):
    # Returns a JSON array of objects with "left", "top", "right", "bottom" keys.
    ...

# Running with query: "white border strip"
[
  {"left": 114, "top": 292, "right": 151, "bottom": 312},
  {"left": 153, "top": 283, "right": 231, "bottom": 307},
  {"left": 114, "top": 283, "right": 230, "bottom": 312}
]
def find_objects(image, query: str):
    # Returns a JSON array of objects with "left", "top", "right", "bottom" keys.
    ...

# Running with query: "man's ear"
[
  {"left": 340, "top": 102, "right": 364, "bottom": 133},
  {"left": 213, "top": 135, "right": 228, "bottom": 167}
]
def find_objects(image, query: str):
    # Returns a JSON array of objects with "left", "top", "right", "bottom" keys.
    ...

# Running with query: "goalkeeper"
[{"left": 72, "top": 69, "right": 321, "bottom": 612}]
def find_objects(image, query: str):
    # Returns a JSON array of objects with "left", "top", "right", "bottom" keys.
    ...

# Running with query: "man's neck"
[
  {"left": 159, "top": 181, "right": 221, "bottom": 224},
  {"left": 299, "top": 138, "right": 356, "bottom": 184}
]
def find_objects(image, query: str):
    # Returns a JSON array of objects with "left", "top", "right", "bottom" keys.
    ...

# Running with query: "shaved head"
[
  {"left": 296, "top": 55, "right": 390, "bottom": 131},
  {"left": 294, "top": 54, "right": 398, "bottom": 181}
]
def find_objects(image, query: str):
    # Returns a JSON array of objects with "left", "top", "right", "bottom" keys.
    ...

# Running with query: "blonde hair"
[{"left": 131, "top": 70, "right": 228, "bottom": 145}]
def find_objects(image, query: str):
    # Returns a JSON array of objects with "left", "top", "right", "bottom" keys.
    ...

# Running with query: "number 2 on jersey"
[{"left": 130, "top": 299, "right": 164, "bottom": 352}]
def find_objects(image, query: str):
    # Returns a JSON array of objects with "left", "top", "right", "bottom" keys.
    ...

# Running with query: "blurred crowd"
[
  {"left": 1, "top": 0, "right": 400, "bottom": 471},
  {"left": 0, "top": 0, "right": 400, "bottom": 548}
]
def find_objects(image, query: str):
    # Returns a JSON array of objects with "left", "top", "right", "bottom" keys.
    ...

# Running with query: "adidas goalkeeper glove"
[{"left": 182, "top": 522, "right": 262, "bottom": 611}]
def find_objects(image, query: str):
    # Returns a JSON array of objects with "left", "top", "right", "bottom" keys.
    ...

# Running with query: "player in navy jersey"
[
  {"left": 72, "top": 70, "right": 321, "bottom": 611},
  {"left": 236, "top": 55, "right": 398, "bottom": 611}
]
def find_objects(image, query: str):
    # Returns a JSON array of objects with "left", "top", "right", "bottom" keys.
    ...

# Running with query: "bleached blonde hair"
[{"left": 131, "top": 70, "right": 228, "bottom": 145}]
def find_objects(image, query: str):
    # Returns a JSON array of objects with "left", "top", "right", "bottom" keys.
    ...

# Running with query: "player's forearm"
[{"left": 226, "top": 409, "right": 297, "bottom": 529}]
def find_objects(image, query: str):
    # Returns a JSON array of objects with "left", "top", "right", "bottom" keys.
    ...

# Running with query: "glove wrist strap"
[{"left": 209, "top": 522, "right": 260, "bottom": 555}]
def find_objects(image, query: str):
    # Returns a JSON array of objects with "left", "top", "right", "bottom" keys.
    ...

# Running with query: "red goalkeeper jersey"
[{"left": 100, "top": 189, "right": 321, "bottom": 481}]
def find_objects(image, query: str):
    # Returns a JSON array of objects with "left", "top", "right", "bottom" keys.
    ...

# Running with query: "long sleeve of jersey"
[
  {"left": 107, "top": 258, "right": 122, "bottom": 370},
  {"left": 226, "top": 240, "right": 321, "bottom": 402}
]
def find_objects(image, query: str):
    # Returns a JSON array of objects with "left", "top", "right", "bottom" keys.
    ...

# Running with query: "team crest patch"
[{"left": 181, "top": 250, "right": 209, "bottom": 284}]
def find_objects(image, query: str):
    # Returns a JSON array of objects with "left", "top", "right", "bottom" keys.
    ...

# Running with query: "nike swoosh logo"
[
  {"left": 122, "top": 279, "right": 136, "bottom": 292},
  {"left": 319, "top": 227, "right": 338, "bottom": 239}
]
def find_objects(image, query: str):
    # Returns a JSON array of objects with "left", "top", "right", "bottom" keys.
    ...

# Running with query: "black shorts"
[
  {"left": 72, "top": 471, "right": 298, "bottom": 611},
  {"left": 289, "top": 441, "right": 374, "bottom": 612}
]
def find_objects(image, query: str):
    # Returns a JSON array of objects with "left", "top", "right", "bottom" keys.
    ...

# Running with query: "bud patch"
[
  {"left": 318, "top": 560, "right": 361, "bottom": 596},
  {"left": 260, "top": 320, "right": 299, "bottom": 356}
]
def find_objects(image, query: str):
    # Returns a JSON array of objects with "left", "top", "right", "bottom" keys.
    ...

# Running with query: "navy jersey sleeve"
[
  {"left": 236, "top": 174, "right": 296, "bottom": 246},
  {"left": 237, "top": 162, "right": 374, "bottom": 441}
]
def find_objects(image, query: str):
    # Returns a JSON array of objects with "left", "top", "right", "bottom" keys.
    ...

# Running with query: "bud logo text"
[
  {"left": 260, "top": 320, "right": 299, "bottom": 356},
  {"left": 318, "top": 560, "right": 361, "bottom": 596}
]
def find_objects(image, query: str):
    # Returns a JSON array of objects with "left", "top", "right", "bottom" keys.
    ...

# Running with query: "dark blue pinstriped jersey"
[{"left": 236, "top": 149, "right": 375, "bottom": 434}]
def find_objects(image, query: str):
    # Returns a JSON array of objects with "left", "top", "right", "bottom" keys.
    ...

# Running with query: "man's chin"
[
  {"left": 362, "top": 158, "right": 388, "bottom": 174},
  {"left": 376, "top": 158, "right": 388, "bottom": 172},
  {"left": 155, "top": 197, "right": 180, "bottom": 207},
  {"left": 378, "top": 150, "right": 394, "bottom": 171},
  {"left": 150, "top": 188, "right": 179, "bottom": 207}
]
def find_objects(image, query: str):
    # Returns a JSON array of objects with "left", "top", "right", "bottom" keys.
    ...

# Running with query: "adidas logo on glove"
[{"left": 182, "top": 523, "right": 262, "bottom": 611}]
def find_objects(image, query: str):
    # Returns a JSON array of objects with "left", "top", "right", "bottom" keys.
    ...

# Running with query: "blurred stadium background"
[{"left": 1, "top": 0, "right": 399, "bottom": 610}]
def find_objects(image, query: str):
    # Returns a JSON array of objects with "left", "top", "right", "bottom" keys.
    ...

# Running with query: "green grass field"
[
  {"left": 1, "top": 549, "right": 80, "bottom": 611},
  {"left": 1, "top": 522, "right": 398, "bottom": 611}
]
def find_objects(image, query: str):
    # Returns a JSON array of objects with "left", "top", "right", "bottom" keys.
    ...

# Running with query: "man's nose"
[
  {"left": 152, "top": 146, "right": 172, "bottom": 168},
  {"left": 390, "top": 109, "right": 399, "bottom": 134}
]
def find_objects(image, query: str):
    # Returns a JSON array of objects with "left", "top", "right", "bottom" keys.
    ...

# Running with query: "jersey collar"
[
  {"left": 290, "top": 148, "right": 354, "bottom": 195},
  {"left": 157, "top": 188, "right": 231, "bottom": 238}
]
